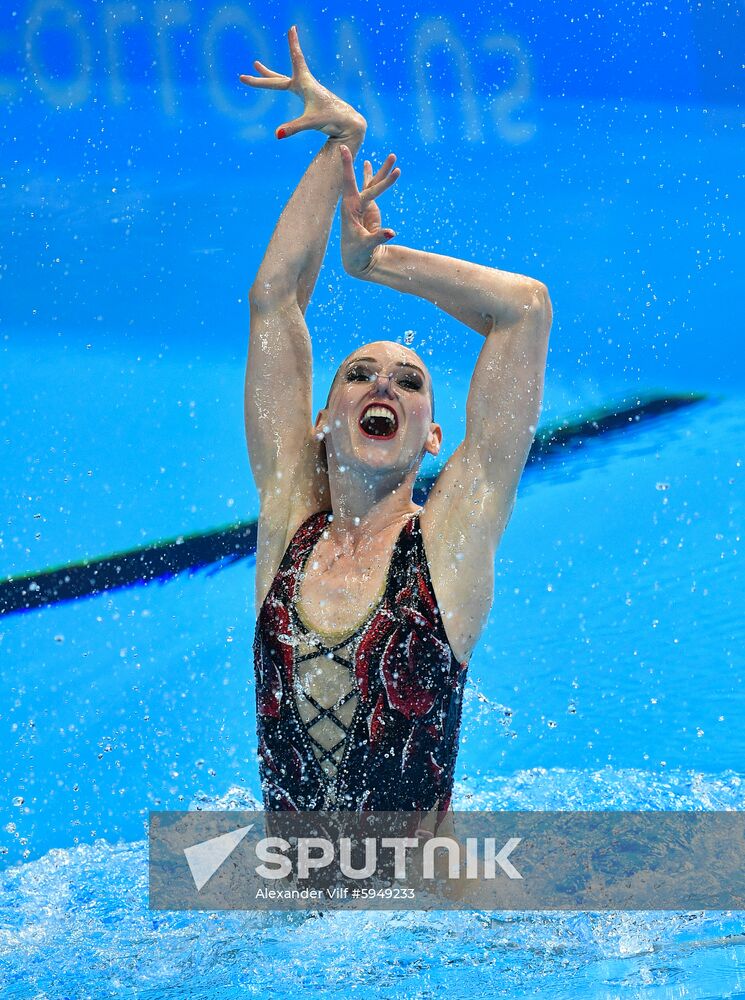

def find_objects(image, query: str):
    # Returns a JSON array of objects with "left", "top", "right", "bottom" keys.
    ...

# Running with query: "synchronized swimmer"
[{"left": 242, "top": 27, "right": 552, "bottom": 826}]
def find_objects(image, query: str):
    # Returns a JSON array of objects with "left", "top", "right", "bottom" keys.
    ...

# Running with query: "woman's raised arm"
[{"left": 243, "top": 27, "right": 366, "bottom": 504}]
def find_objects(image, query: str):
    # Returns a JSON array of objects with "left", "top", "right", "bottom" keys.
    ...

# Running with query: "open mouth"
[{"left": 358, "top": 403, "right": 399, "bottom": 440}]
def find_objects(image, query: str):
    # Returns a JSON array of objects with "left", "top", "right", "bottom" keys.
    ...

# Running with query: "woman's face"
[{"left": 318, "top": 341, "right": 441, "bottom": 475}]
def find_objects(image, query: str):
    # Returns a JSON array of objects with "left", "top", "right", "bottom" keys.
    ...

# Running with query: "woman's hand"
[
  {"left": 340, "top": 145, "right": 400, "bottom": 278},
  {"left": 412, "top": 801, "right": 473, "bottom": 907},
  {"left": 239, "top": 26, "right": 366, "bottom": 142}
]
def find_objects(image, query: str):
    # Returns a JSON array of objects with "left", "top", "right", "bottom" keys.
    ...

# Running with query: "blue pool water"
[{"left": 1, "top": 1, "right": 743, "bottom": 996}]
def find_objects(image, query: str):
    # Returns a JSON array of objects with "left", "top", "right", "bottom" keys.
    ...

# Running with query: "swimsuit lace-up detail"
[
  {"left": 290, "top": 626, "right": 361, "bottom": 806},
  {"left": 253, "top": 510, "right": 469, "bottom": 812}
]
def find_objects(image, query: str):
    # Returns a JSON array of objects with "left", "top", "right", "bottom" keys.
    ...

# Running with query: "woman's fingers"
[
  {"left": 339, "top": 145, "right": 361, "bottom": 198},
  {"left": 240, "top": 74, "right": 290, "bottom": 90},
  {"left": 274, "top": 114, "right": 322, "bottom": 139},
  {"left": 415, "top": 800, "right": 441, "bottom": 840},
  {"left": 363, "top": 166, "right": 401, "bottom": 202},
  {"left": 241, "top": 26, "right": 310, "bottom": 94},
  {"left": 366, "top": 153, "right": 397, "bottom": 189},
  {"left": 287, "top": 25, "right": 310, "bottom": 73},
  {"left": 239, "top": 58, "right": 290, "bottom": 89},
  {"left": 359, "top": 154, "right": 400, "bottom": 201},
  {"left": 253, "top": 59, "right": 284, "bottom": 78},
  {"left": 372, "top": 227, "right": 396, "bottom": 245},
  {"left": 340, "top": 148, "right": 395, "bottom": 247}
]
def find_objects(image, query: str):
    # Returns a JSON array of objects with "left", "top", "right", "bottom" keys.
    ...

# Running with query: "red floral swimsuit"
[{"left": 253, "top": 510, "right": 469, "bottom": 812}]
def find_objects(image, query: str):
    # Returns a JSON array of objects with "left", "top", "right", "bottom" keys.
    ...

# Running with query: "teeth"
[{"left": 363, "top": 406, "right": 395, "bottom": 423}]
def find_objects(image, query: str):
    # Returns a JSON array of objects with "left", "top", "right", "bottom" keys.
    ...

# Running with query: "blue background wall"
[
  {"left": 2, "top": 0, "right": 741, "bottom": 371},
  {"left": 2, "top": 1, "right": 742, "bottom": 582}
]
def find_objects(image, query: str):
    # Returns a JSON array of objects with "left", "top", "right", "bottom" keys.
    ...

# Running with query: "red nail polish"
[{"left": 277, "top": 128, "right": 286, "bottom": 140}]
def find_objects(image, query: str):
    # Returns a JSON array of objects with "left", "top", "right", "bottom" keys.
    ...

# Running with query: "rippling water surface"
[{"left": 2, "top": 395, "right": 744, "bottom": 996}]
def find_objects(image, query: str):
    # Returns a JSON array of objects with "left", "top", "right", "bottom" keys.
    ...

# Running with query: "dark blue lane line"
[{"left": 0, "top": 392, "right": 708, "bottom": 618}]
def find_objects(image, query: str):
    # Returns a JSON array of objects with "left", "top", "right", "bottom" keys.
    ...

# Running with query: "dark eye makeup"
[
  {"left": 345, "top": 365, "right": 376, "bottom": 382},
  {"left": 344, "top": 364, "right": 423, "bottom": 391}
]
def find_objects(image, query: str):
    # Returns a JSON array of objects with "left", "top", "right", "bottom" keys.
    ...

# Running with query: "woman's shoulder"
[{"left": 254, "top": 501, "right": 330, "bottom": 612}]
